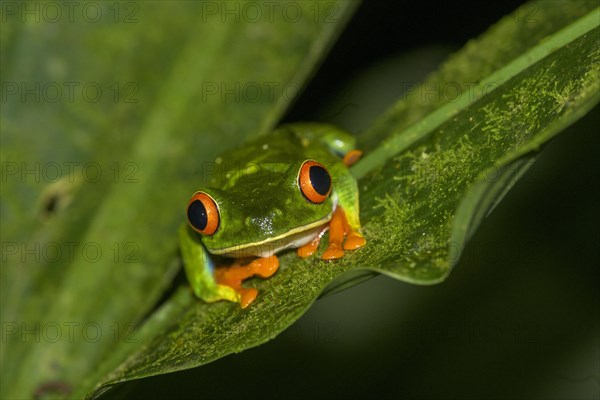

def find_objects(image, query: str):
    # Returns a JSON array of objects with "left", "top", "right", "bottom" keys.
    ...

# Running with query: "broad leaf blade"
[
  {"left": 85, "top": 2, "right": 599, "bottom": 397},
  {"left": 0, "top": 1, "right": 359, "bottom": 399},
  {"left": 352, "top": 5, "right": 600, "bottom": 283},
  {"left": 361, "top": 0, "right": 599, "bottom": 151}
]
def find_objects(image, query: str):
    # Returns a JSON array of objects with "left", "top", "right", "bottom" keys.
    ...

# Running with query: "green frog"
[{"left": 179, "top": 123, "right": 366, "bottom": 308}]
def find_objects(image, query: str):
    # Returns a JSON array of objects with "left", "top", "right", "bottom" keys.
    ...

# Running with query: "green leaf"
[
  {"left": 351, "top": 3, "right": 600, "bottom": 283},
  {"left": 2, "top": 1, "right": 599, "bottom": 399},
  {"left": 0, "top": 1, "right": 359, "bottom": 399},
  {"left": 79, "top": 2, "right": 599, "bottom": 397}
]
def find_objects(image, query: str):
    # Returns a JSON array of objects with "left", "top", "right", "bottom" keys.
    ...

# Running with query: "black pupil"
[
  {"left": 188, "top": 200, "right": 208, "bottom": 231},
  {"left": 309, "top": 165, "right": 331, "bottom": 196}
]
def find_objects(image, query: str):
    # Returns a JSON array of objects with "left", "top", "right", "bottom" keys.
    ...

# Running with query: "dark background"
[{"left": 109, "top": 1, "right": 599, "bottom": 398}]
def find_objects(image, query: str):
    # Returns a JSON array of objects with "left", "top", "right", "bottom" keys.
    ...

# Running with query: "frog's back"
[
  {"left": 222, "top": 127, "right": 305, "bottom": 165},
  {"left": 206, "top": 123, "right": 353, "bottom": 189}
]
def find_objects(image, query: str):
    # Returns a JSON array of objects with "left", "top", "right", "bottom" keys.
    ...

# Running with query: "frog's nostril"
[{"left": 271, "top": 208, "right": 283, "bottom": 217}]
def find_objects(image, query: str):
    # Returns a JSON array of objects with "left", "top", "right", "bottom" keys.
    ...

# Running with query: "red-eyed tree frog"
[{"left": 179, "top": 123, "right": 366, "bottom": 308}]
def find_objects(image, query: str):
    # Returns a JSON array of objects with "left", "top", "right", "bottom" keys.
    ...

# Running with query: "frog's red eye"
[
  {"left": 187, "top": 192, "right": 219, "bottom": 235},
  {"left": 298, "top": 160, "right": 331, "bottom": 204}
]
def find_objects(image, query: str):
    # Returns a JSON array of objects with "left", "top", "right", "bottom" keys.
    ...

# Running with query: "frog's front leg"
[
  {"left": 297, "top": 225, "right": 328, "bottom": 258},
  {"left": 321, "top": 206, "right": 366, "bottom": 260},
  {"left": 215, "top": 256, "right": 279, "bottom": 308}
]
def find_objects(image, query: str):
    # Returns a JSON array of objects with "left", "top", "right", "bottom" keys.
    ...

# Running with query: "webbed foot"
[
  {"left": 322, "top": 207, "right": 366, "bottom": 260},
  {"left": 215, "top": 256, "right": 279, "bottom": 308}
]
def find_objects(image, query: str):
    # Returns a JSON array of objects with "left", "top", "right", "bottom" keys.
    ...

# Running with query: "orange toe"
[
  {"left": 297, "top": 242, "right": 317, "bottom": 258},
  {"left": 344, "top": 232, "right": 366, "bottom": 250},
  {"left": 343, "top": 150, "right": 363, "bottom": 166},
  {"left": 240, "top": 288, "right": 258, "bottom": 309},
  {"left": 250, "top": 256, "right": 279, "bottom": 278},
  {"left": 321, "top": 243, "right": 344, "bottom": 260}
]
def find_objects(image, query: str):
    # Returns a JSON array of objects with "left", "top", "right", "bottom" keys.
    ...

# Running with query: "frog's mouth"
[{"left": 210, "top": 214, "right": 332, "bottom": 258}]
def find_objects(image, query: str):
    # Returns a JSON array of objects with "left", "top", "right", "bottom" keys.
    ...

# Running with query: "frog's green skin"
[{"left": 179, "top": 123, "right": 362, "bottom": 304}]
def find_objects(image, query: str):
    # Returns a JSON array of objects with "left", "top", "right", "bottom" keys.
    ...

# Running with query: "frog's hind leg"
[
  {"left": 321, "top": 160, "right": 366, "bottom": 260},
  {"left": 179, "top": 224, "right": 241, "bottom": 304},
  {"left": 215, "top": 256, "right": 280, "bottom": 308}
]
